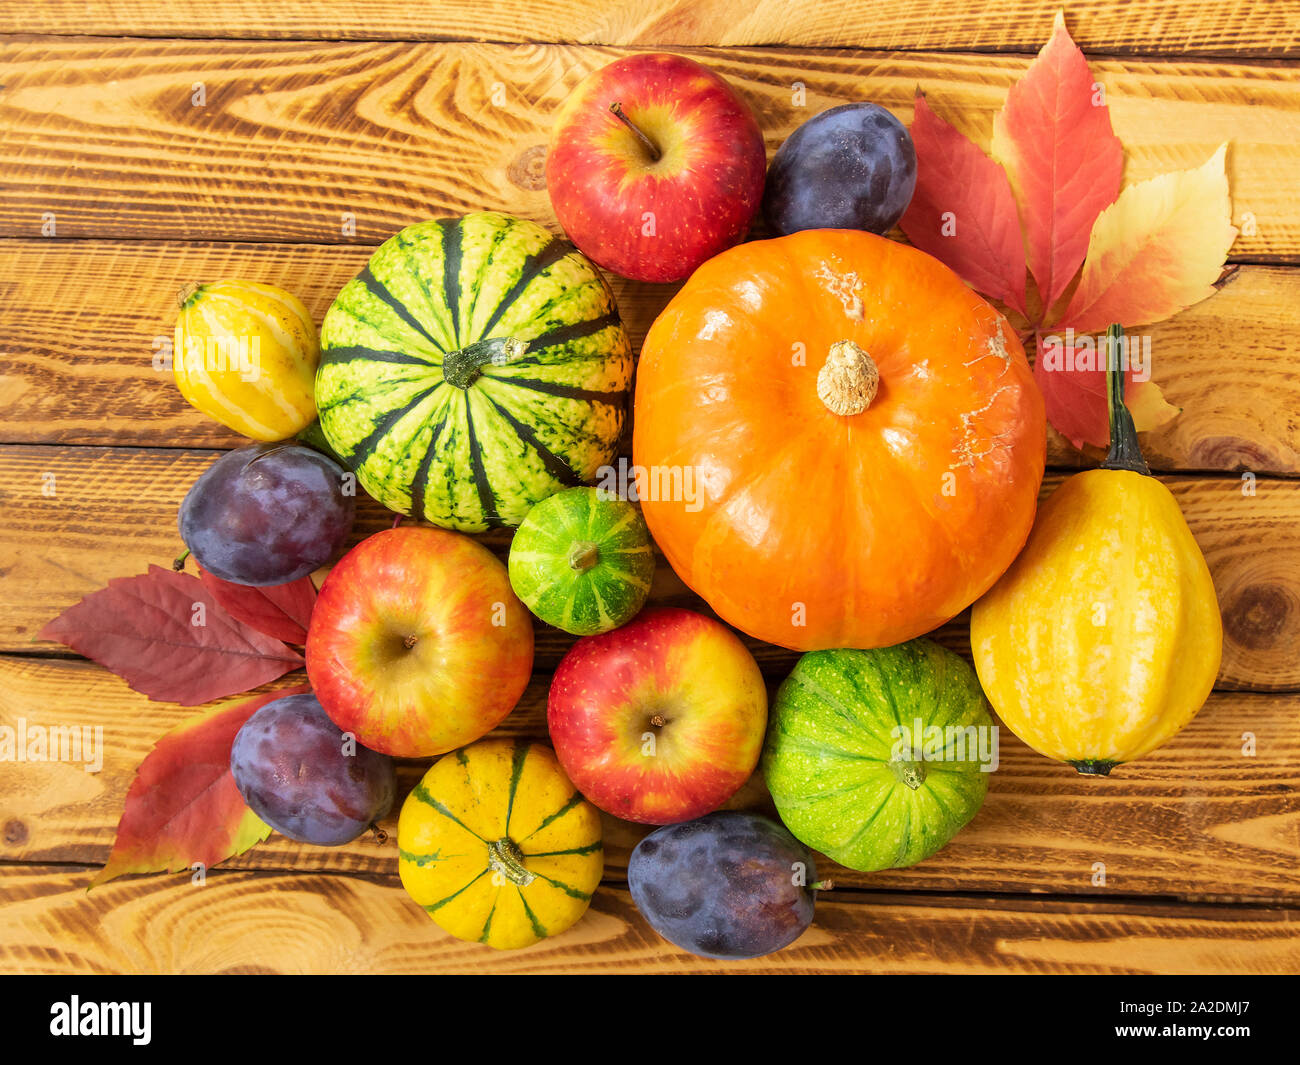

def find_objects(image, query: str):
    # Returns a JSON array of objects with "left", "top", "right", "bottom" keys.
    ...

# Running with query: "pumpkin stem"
[
  {"left": 609, "top": 102, "right": 662, "bottom": 162},
  {"left": 568, "top": 540, "right": 600, "bottom": 573},
  {"left": 487, "top": 837, "right": 536, "bottom": 887},
  {"left": 172, "top": 548, "right": 190, "bottom": 572},
  {"left": 442, "top": 336, "right": 529, "bottom": 389},
  {"left": 890, "top": 759, "right": 927, "bottom": 791},
  {"left": 1098, "top": 324, "right": 1150, "bottom": 476},
  {"left": 818, "top": 340, "right": 878, "bottom": 416}
]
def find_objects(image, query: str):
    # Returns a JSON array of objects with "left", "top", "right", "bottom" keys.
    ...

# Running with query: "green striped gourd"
[
  {"left": 508, "top": 486, "right": 656, "bottom": 635},
  {"left": 762, "top": 639, "right": 994, "bottom": 871},
  {"left": 316, "top": 213, "right": 633, "bottom": 531}
]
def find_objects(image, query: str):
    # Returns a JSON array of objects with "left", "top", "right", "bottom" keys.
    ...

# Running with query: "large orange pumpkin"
[{"left": 632, "top": 229, "right": 1045, "bottom": 651}]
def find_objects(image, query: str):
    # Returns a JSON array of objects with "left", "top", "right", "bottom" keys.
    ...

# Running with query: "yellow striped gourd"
[
  {"left": 971, "top": 326, "right": 1222, "bottom": 774},
  {"left": 398, "top": 739, "right": 603, "bottom": 950},
  {"left": 173, "top": 280, "right": 319, "bottom": 440}
]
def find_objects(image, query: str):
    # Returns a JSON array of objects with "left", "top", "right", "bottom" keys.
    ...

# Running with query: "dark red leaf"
[
  {"left": 197, "top": 567, "right": 317, "bottom": 645},
  {"left": 899, "top": 94, "right": 1027, "bottom": 316},
  {"left": 93, "top": 685, "right": 310, "bottom": 885},
  {"left": 39, "top": 565, "right": 304, "bottom": 706}
]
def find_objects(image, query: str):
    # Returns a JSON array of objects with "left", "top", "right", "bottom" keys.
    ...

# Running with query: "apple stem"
[
  {"left": 172, "top": 549, "right": 190, "bottom": 572},
  {"left": 370, "top": 823, "right": 389, "bottom": 845},
  {"left": 402, "top": 634, "right": 418, "bottom": 650},
  {"left": 609, "top": 102, "right": 661, "bottom": 162},
  {"left": 811, "top": 879, "right": 835, "bottom": 892},
  {"left": 649, "top": 713, "right": 666, "bottom": 728}
]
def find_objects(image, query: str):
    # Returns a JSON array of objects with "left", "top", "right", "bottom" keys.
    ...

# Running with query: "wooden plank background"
[
  {"left": 0, "top": 1, "right": 1297, "bottom": 974},
  {"left": 1, "top": 1, "right": 1296, "bottom": 57}
]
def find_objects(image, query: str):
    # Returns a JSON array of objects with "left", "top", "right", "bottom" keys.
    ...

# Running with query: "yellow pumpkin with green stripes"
[
  {"left": 173, "top": 280, "right": 320, "bottom": 440},
  {"left": 397, "top": 738, "right": 603, "bottom": 950}
]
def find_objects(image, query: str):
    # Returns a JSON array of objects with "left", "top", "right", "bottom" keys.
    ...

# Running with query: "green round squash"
[
  {"left": 762, "top": 639, "right": 993, "bottom": 871},
  {"left": 508, "top": 487, "right": 655, "bottom": 635},
  {"left": 316, "top": 212, "right": 633, "bottom": 531}
]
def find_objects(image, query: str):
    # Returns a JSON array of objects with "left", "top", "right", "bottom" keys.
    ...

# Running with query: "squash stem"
[
  {"left": 487, "top": 837, "right": 536, "bottom": 887},
  {"left": 172, "top": 549, "right": 190, "bottom": 572},
  {"left": 889, "top": 759, "right": 927, "bottom": 790},
  {"left": 1070, "top": 759, "right": 1120, "bottom": 777},
  {"left": 442, "top": 336, "right": 529, "bottom": 389},
  {"left": 568, "top": 540, "right": 600, "bottom": 572},
  {"left": 1098, "top": 324, "right": 1150, "bottom": 476},
  {"left": 818, "top": 340, "right": 878, "bottom": 416}
]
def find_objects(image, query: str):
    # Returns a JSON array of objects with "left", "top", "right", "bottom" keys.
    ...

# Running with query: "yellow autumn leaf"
[
  {"left": 1128, "top": 379, "right": 1181, "bottom": 436},
  {"left": 1059, "top": 145, "right": 1237, "bottom": 333}
]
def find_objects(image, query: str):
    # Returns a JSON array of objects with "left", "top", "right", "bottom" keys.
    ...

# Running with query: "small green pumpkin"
[
  {"left": 762, "top": 639, "right": 993, "bottom": 871},
  {"left": 508, "top": 487, "right": 655, "bottom": 635}
]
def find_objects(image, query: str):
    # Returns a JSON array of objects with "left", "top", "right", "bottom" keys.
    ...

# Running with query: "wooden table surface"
[{"left": 1, "top": 1, "right": 1299, "bottom": 975}]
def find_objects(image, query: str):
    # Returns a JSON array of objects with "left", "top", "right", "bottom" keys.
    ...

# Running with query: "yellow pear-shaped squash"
[
  {"left": 173, "top": 280, "right": 319, "bottom": 440},
  {"left": 398, "top": 739, "right": 603, "bottom": 950},
  {"left": 971, "top": 328, "right": 1222, "bottom": 774}
]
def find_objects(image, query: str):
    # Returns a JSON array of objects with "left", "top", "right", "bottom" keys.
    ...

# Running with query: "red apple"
[
  {"left": 546, "top": 53, "right": 767, "bottom": 283},
  {"left": 306, "top": 527, "right": 533, "bottom": 758},
  {"left": 547, "top": 607, "right": 767, "bottom": 824}
]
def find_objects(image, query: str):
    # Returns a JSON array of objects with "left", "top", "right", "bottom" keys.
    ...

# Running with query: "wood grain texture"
[
  {"left": 1, "top": 864, "right": 1295, "bottom": 974},
  {"left": 2, "top": 242, "right": 1297, "bottom": 474},
  {"left": 0, "top": 1, "right": 1296, "bottom": 58},
  {"left": 1, "top": 657, "right": 1296, "bottom": 902},
  {"left": 0, "top": 7, "right": 1295, "bottom": 977},
  {"left": 0, "top": 40, "right": 1294, "bottom": 257},
  {"left": 0, "top": 446, "right": 1293, "bottom": 689}
]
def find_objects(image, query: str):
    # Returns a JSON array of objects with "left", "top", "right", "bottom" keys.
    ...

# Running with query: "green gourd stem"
[
  {"left": 568, "top": 540, "right": 600, "bottom": 573},
  {"left": 810, "top": 880, "right": 835, "bottom": 892},
  {"left": 442, "top": 336, "right": 529, "bottom": 389},
  {"left": 1098, "top": 323, "right": 1150, "bottom": 476},
  {"left": 487, "top": 837, "right": 535, "bottom": 887},
  {"left": 177, "top": 282, "right": 203, "bottom": 309},
  {"left": 890, "top": 759, "right": 927, "bottom": 791},
  {"left": 171, "top": 549, "right": 190, "bottom": 572}
]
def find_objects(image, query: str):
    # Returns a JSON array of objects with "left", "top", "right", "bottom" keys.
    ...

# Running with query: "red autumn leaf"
[
  {"left": 93, "top": 686, "right": 309, "bottom": 886},
  {"left": 1035, "top": 332, "right": 1178, "bottom": 450},
  {"left": 990, "top": 10, "right": 1124, "bottom": 314},
  {"left": 899, "top": 94, "right": 1027, "bottom": 316},
  {"left": 39, "top": 564, "right": 304, "bottom": 706},
  {"left": 197, "top": 566, "right": 317, "bottom": 645}
]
